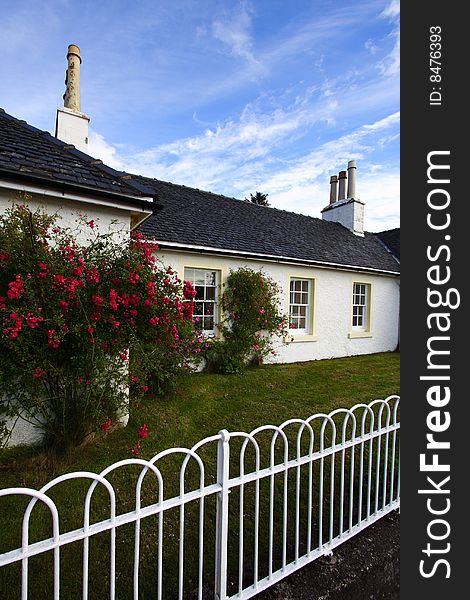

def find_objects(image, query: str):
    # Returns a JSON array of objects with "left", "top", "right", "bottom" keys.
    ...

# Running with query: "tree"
[{"left": 245, "top": 191, "right": 270, "bottom": 206}]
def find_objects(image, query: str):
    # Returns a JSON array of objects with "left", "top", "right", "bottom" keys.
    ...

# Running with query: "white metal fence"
[{"left": 0, "top": 395, "right": 400, "bottom": 599}]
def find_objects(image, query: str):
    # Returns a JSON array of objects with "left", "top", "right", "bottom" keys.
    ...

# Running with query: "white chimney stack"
[
  {"left": 55, "top": 44, "right": 90, "bottom": 153},
  {"left": 321, "top": 160, "right": 365, "bottom": 236}
]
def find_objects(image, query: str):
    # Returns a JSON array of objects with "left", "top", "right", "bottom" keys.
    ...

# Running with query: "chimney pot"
[
  {"left": 347, "top": 159, "right": 357, "bottom": 198},
  {"left": 329, "top": 175, "right": 338, "bottom": 204},
  {"left": 338, "top": 170, "right": 347, "bottom": 200},
  {"left": 64, "top": 44, "right": 82, "bottom": 112}
]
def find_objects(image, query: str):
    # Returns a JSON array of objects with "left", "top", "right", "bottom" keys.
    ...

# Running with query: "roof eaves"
[
  {"left": 0, "top": 168, "right": 160, "bottom": 211},
  {"left": 152, "top": 240, "right": 401, "bottom": 276}
]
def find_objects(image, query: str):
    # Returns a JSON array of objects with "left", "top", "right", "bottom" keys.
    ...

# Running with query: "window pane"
[
  {"left": 194, "top": 271, "right": 206, "bottom": 286},
  {"left": 352, "top": 283, "right": 369, "bottom": 330},
  {"left": 185, "top": 268, "right": 195, "bottom": 282},
  {"left": 205, "top": 272, "right": 216, "bottom": 286},
  {"left": 289, "top": 278, "right": 312, "bottom": 332}
]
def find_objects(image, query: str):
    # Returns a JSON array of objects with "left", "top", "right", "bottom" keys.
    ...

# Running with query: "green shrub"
[{"left": 204, "top": 267, "right": 289, "bottom": 373}]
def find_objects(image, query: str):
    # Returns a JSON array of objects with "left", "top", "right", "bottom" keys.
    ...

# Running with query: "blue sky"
[{"left": 0, "top": 0, "right": 399, "bottom": 231}]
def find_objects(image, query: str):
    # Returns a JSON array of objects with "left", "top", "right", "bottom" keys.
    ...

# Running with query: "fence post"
[{"left": 214, "top": 429, "right": 230, "bottom": 600}]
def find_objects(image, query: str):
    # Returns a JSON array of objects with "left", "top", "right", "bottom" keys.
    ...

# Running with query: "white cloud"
[
  {"left": 88, "top": 130, "right": 125, "bottom": 170},
  {"left": 381, "top": 0, "right": 400, "bottom": 19},
  {"left": 88, "top": 102, "right": 400, "bottom": 232},
  {"left": 378, "top": 0, "right": 400, "bottom": 77},
  {"left": 365, "top": 39, "right": 379, "bottom": 54},
  {"left": 212, "top": 2, "right": 260, "bottom": 70}
]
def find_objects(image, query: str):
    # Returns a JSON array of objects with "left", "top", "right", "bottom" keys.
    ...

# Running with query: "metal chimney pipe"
[
  {"left": 338, "top": 171, "right": 347, "bottom": 200},
  {"left": 63, "top": 44, "right": 82, "bottom": 112},
  {"left": 347, "top": 160, "right": 357, "bottom": 198},
  {"left": 329, "top": 175, "right": 338, "bottom": 204}
]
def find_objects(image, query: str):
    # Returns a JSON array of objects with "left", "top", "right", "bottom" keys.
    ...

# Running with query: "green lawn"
[{"left": 0, "top": 351, "right": 399, "bottom": 599}]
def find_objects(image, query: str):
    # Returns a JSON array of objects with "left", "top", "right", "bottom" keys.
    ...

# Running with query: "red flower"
[
  {"left": 58, "top": 300, "right": 69, "bottom": 312},
  {"left": 32, "top": 367, "right": 47, "bottom": 379},
  {"left": 37, "top": 262, "right": 49, "bottom": 278},
  {"left": 131, "top": 441, "right": 141, "bottom": 456},
  {"left": 47, "top": 329, "right": 61, "bottom": 349},
  {"left": 6, "top": 276, "right": 24, "bottom": 300},
  {"left": 101, "top": 418, "right": 112, "bottom": 433},
  {"left": 109, "top": 289, "right": 119, "bottom": 311},
  {"left": 72, "top": 258, "right": 85, "bottom": 276},
  {"left": 25, "top": 313, "right": 44, "bottom": 328},
  {"left": 85, "top": 268, "right": 100, "bottom": 284},
  {"left": 138, "top": 424, "right": 148, "bottom": 440}
]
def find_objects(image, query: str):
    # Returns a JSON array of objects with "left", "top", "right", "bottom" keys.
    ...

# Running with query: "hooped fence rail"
[{"left": 0, "top": 395, "right": 400, "bottom": 599}]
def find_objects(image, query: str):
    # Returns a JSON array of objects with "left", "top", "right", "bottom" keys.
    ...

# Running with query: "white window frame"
[
  {"left": 184, "top": 268, "right": 219, "bottom": 336},
  {"left": 289, "top": 278, "right": 313, "bottom": 335},
  {"left": 351, "top": 282, "right": 370, "bottom": 331}
]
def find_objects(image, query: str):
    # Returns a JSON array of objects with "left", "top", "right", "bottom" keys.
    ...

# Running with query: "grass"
[{"left": 0, "top": 351, "right": 399, "bottom": 599}]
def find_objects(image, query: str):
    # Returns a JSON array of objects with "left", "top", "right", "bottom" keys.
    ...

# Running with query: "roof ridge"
[{"left": 132, "top": 172, "right": 337, "bottom": 224}]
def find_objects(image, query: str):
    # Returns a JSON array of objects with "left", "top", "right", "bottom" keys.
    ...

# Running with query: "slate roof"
[
  {"left": 136, "top": 176, "right": 400, "bottom": 275},
  {"left": 375, "top": 228, "right": 400, "bottom": 262},
  {"left": 0, "top": 109, "right": 155, "bottom": 206},
  {"left": 0, "top": 108, "right": 399, "bottom": 275}
]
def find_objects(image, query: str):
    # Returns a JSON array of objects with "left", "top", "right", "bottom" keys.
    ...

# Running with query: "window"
[
  {"left": 289, "top": 278, "right": 313, "bottom": 334},
  {"left": 184, "top": 268, "right": 219, "bottom": 335},
  {"left": 352, "top": 282, "right": 370, "bottom": 331}
]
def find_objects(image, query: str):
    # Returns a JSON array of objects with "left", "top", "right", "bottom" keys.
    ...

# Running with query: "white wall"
[
  {"left": 0, "top": 189, "right": 131, "bottom": 241},
  {"left": 155, "top": 249, "right": 400, "bottom": 364}
]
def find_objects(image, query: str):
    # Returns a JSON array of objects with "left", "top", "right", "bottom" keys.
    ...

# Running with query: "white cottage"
[
  {"left": 134, "top": 169, "right": 400, "bottom": 363},
  {"left": 0, "top": 44, "right": 399, "bottom": 446}
]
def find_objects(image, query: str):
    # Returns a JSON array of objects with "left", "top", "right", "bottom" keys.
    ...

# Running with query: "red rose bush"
[{"left": 0, "top": 203, "right": 200, "bottom": 452}]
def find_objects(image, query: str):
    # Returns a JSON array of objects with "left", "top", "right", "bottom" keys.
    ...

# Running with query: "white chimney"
[
  {"left": 55, "top": 44, "right": 90, "bottom": 153},
  {"left": 321, "top": 160, "right": 365, "bottom": 236}
]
